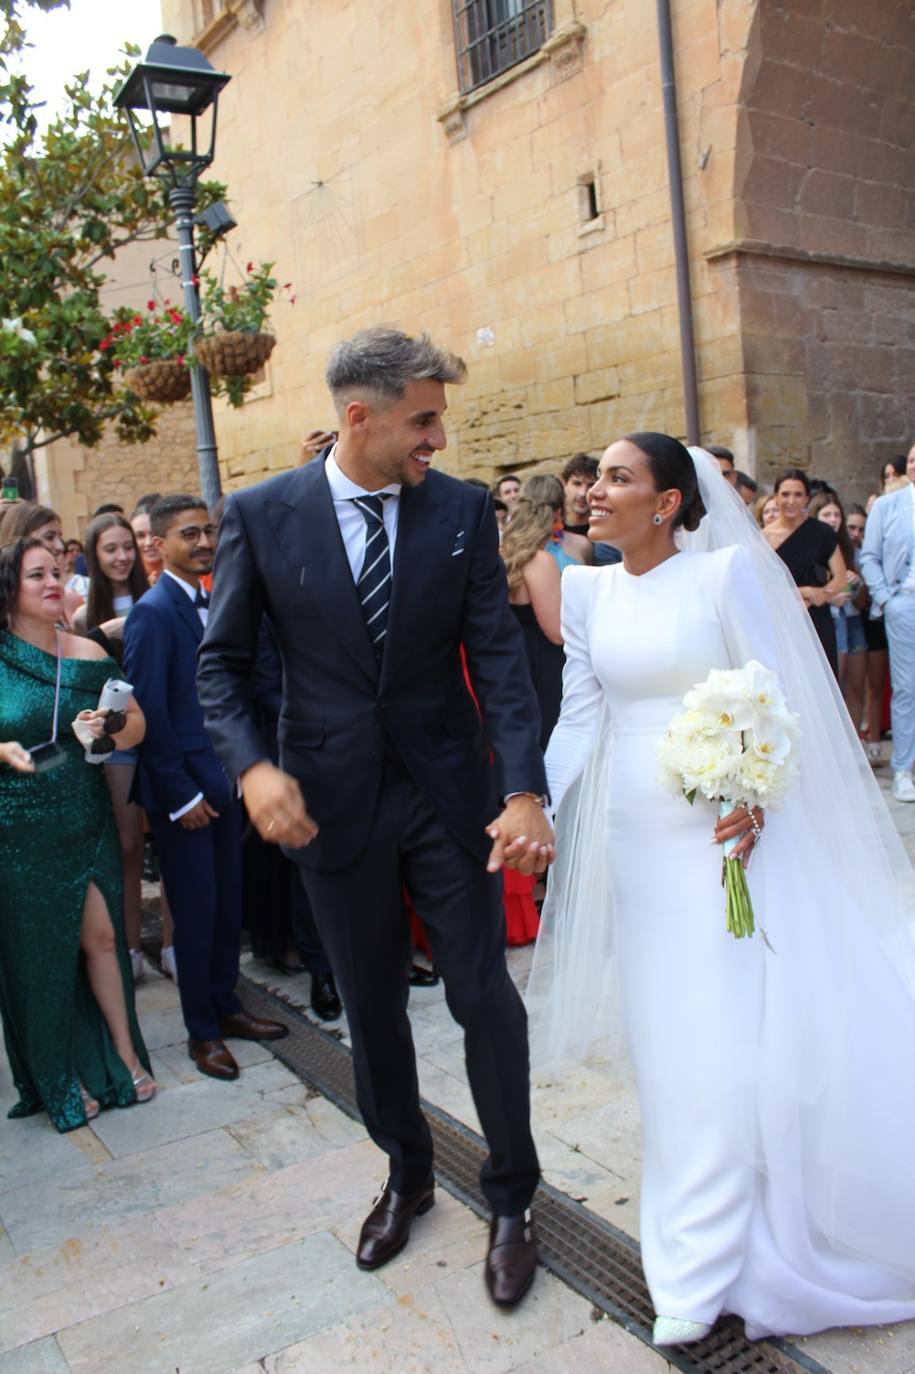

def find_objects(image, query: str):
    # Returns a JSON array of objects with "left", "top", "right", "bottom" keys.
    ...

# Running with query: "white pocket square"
[{"left": 452, "top": 530, "right": 465, "bottom": 557}]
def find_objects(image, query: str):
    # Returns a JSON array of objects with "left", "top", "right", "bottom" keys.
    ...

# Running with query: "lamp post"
[{"left": 114, "top": 35, "right": 231, "bottom": 508}]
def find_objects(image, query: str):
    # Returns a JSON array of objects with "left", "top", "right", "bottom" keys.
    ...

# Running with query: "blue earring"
[{"left": 653, "top": 514, "right": 663, "bottom": 526}]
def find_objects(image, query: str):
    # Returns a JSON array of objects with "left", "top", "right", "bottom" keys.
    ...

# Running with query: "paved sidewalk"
[{"left": 0, "top": 763, "right": 913, "bottom": 1373}]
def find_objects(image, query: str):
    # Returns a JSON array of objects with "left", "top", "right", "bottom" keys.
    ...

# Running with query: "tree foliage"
[
  {"left": 0, "top": 7, "right": 225, "bottom": 457},
  {"left": 1, "top": 0, "right": 69, "bottom": 62}
]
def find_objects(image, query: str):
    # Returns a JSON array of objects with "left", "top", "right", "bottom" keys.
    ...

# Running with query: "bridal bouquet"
[{"left": 657, "top": 661, "right": 800, "bottom": 938}]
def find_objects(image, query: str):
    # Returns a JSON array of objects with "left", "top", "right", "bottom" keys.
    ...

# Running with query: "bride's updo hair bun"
[{"left": 624, "top": 431, "right": 706, "bottom": 532}]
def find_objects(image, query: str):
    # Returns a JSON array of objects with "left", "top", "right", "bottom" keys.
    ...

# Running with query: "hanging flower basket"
[
  {"left": 124, "top": 358, "right": 192, "bottom": 404},
  {"left": 194, "top": 330, "right": 276, "bottom": 378}
]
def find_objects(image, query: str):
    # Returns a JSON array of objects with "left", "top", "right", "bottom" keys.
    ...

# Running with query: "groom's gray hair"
[{"left": 326, "top": 327, "right": 467, "bottom": 412}]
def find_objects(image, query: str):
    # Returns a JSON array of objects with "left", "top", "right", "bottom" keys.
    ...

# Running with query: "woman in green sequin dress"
[{"left": 0, "top": 538, "right": 153, "bottom": 1132}]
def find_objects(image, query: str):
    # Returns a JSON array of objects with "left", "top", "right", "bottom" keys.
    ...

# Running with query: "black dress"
[
  {"left": 511, "top": 603, "right": 565, "bottom": 751},
  {"left": 775, "top": 519, "right": 839, "bottom": 674}
]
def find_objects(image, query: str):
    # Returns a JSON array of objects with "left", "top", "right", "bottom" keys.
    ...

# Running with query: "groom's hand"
[
  {"left": 486, "top": 795, "right": 554, "bottom": 875},
  {"left": 241, "top": 760, "right": 319, "bottom": 849}
]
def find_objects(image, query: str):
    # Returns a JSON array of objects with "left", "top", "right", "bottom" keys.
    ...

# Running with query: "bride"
[{"left": 525, "top": 433, "right": 915, "bottom": 1346}]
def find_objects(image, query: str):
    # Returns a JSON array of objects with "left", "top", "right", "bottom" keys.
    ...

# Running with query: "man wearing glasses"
[{"left": 124, "top": 495, "right": 286, "bottom": 1080}]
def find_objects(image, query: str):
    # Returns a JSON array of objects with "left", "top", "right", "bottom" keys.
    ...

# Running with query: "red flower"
[
  {"left": 99, "top": 339, "right": 110, "bottom": 351},
  {"left": 133, "top": 314, "right": 143, "bottom": 325},
  {"left": 289, "top": 294, "right": 297, "bottom": 305},
  {"left": 283, "top": 282, "right": 292, "bottom": 289},
  {"left": 139, "top": 355, "right": 148, "bottom": 365},
  {"left": 169, "top": 309, "right": 183, "bottom": 324},
  {"left": 113, "top": 359, "right": 121, "bottom": 369},
  {"left": 246, "top": 261, "right": 254, "bottom": 273},
  {"left": 177, "top": 354, "right": 185, "bottom": 364},
  {"left": 191, "top": 275, "right": 200, "bottom": 287},
  {"left": 147, "top": 300, "right": 156, "bottom": 310}
]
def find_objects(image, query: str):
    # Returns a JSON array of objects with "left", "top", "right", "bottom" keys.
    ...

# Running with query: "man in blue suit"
[
  {"left": 123, "top": 495, "right": 287, "bottom": 1078},
  {"left": 861, "top": 445, "right": 915, "bottom": 802}
]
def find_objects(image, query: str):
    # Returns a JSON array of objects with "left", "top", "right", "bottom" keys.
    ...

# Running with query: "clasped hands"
[{"left": 486, "top": 795, "right": 555, "bottom": 876}]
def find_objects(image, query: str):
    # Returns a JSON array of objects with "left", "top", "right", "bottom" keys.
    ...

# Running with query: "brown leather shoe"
[
  {"left": 356, "top": 1177, "right": 435, "bottom": 1270},
  {"left": 218, "top": 1009, "right": 288, "bottom": 1042},
  {"left": 187, "top": 1038, "right": 239, "bottom": 1081},
  {"left": 484, "top": 1211, "right": 537, "bottom": 1307}
]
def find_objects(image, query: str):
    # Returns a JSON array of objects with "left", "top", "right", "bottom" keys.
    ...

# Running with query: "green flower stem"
[{"left": 723, "top": 855, "right": 755, "bottom": 939}]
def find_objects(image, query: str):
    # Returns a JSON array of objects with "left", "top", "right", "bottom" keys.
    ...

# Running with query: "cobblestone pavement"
[{"left": 1, "top": 763, "right": 913, "bottom": 1373}]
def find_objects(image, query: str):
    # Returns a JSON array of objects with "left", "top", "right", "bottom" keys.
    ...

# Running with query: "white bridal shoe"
[{"left": 652, "top": 1317, "right": 713, "bottom": 1346}]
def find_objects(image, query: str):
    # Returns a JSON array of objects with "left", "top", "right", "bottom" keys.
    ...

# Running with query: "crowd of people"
[
  {"left": 1, "top": 323, "right": 914, "bottom": 1338},
  {"left": 1, "top": 429, "right": 913, "bottom": 1129},
  {"left": 489, "top": 440, "right": 915, "bottom": 803}
]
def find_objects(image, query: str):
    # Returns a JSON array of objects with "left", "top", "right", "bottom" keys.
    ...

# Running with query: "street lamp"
[{"left": 114, "top": 35, "right": 231, "bottom": 508}]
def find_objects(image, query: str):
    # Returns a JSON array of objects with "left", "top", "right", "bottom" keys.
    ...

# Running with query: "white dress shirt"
[
  {"left": 163, "top": 568, "right": 208, "bottom": 626},
  {"left": 162, "top": 569, "right": 207, "bottom": 821},
  {"left": 324, "top": 446, "right": 401, "bottom": 580},
  {"left": 325, "top": 450, "right": 544, "bottom": 811}
]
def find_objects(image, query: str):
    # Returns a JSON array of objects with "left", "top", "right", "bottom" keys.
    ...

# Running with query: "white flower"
[
  {"left": 742, "top": 660, "right": 789, "bottom": 717},
  {"left": 659, "top": 726, "right": 742, "bottom": 801},
  {"left": 659, "top": 660, "right": 799, "bottom": 810},
  {"left": 733, "top": 751, "right": 798, "bottom": 810},
  {"left": 1, "top": 316, "right": 37, "bottom": 346},
  {"left": 684, "top": 669, "right": 755, "bottom": 732},
  {"left": 748, "top": 719, "right": 793, "bottom": 766}
]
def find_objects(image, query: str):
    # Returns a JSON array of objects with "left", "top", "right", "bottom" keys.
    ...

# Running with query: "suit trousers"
[
  {"left": 149, "top": 800, "right": 244, "bottom": 1041},
  {"left": 289, "top": 878, "right": 331, "bottom": 976},
  {"left": 298, "top": 760, "right": 540, "bottom": 1216},
  {"left": 885, "top": 593, "right": 915, "bottom": 773}
]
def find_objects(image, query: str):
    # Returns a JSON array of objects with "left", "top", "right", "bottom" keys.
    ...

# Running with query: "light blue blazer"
[{"left": 860, "top": 486, "right": 915, "bottom": 611}]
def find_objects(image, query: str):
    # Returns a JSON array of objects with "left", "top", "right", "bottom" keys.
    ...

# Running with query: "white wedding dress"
[{"left": 537, "top": 542, "right": 915, "bottom": 1338}]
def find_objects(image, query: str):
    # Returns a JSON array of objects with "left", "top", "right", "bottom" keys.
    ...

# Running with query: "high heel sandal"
[
  {"left": 652, "top": 1317, "right": 712, "bottom": 1346},
  {"left": 130, "top": 1066, "right": 156, "bottom": 1103},
  {"left": 79, "top": 1084, "right": 100, "bottom": 1121}
]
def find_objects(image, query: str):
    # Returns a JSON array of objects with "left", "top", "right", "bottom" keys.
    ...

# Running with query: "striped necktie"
[{"left": 351, "top": 494, "right": 391, "bottom": 662}]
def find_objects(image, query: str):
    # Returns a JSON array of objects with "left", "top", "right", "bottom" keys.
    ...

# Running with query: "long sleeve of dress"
[
  {"left": 714, "top": 545, "right": 781, "bottom": 680},
  {"left": 544, "top": 566, "right": 605, "bottom": 814}
]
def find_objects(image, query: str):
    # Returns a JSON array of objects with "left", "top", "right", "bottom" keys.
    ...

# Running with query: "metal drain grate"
[{"left": 236, "top": 973, "right": 827, "bottom": 1374}]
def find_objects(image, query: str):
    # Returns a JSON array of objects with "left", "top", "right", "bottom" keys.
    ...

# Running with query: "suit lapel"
[
  {"left": 264, "top": 460, "right": 378, "bottom": 684},
  {"left": 160, "top": 572, "right": 204, "bottom": 645},
  {"left": 381, "top": 478, "right": 457, "bottom": 687}
]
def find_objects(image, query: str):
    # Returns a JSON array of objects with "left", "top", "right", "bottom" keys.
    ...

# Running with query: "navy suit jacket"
[
  {"left": 123, "top": 573, "right": 232, "bottom": 817},
  {"left": 197, "top": 454, "right": 546, "bottom": 873}
]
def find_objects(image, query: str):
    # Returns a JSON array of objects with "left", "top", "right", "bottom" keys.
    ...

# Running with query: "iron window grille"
[{"left": 452, "top": 0, "right": 553, "bottom": 94}]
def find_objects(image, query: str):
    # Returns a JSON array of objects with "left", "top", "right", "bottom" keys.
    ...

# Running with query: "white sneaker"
[
  {"left": 652, "top": 1316, "right": 712, "bottom": 1346},
  {"left": 130, "top": 948, "right": 145, "bottom": 983},
  {"left": 892, "top": 771, "right": 915, "bottom": 802},
  {"left": 160, "top": 945, "right": 178, "bottom": 980}
]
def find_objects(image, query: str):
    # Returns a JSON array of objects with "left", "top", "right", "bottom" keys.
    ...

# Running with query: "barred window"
[{"left": 452, "top": 0, "right": 554, "bottom": 94}]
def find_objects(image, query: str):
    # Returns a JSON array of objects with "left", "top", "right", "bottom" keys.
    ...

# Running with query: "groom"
[{"left": 197, "top": 327, "right": 553, "bottom": 1306}]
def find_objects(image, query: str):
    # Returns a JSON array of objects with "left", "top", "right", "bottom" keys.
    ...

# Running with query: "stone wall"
[
  {"left": 40, "top": 401, "right": 203, "bottom": 540},
  {"left": 160, "top": 0, "right": 751, "bottom": 488},
  {"left": 155, "top": 0, "right": 914, "bottom": 503},
  {"left": 727, "top": 0, "right": 915, "bottom": 498}
]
